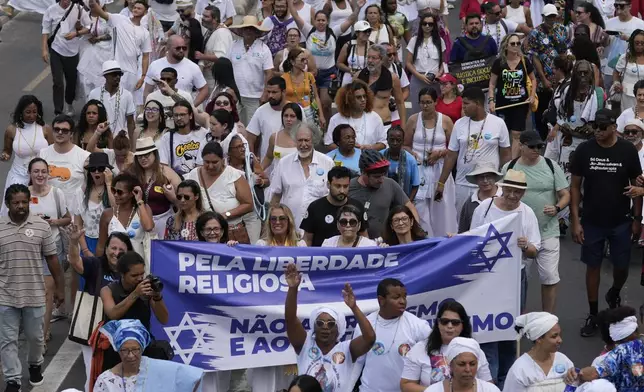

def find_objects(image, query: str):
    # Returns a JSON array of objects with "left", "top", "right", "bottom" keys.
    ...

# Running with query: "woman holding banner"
[
  {"left": 382, "top": 205, "right": 426, "bottom": 245},
  {"left": 284, "top": 263, "right": 376, "bottom": 392},
  {"left": 401, "top": 300, "right": 491, "bottom": 391},
  {"left": 321, "top": 204, "right": 378, "bottom": 247}
]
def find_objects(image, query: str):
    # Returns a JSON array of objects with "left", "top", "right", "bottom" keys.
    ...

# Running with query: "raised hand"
[
  {"left": 342, "top": 283, "right": 356, "bottom": 309},
  {"left": 285, "top": 263, "right": 301, "bottom": 288}
]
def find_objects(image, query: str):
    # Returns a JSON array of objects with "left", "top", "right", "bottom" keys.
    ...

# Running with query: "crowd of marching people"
[{"left": 4, "top": 0, "right": 644, "bottom": 388}]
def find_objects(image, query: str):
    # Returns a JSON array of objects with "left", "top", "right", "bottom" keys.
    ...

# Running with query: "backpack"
[
  {"left": 457, "top": 35, "right": 491, "bottom": 62},
  {"left": 266, "top": 16, "right": 294, "bottom": 55},
  {"left": 508, "top": 157, "right": 556, "bottom": 175}
]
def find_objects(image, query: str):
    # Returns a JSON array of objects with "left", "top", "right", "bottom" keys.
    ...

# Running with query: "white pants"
[
  {"left": 239, "top": 97, "right": 260, "bottom": 126},
  {"left": 242, "top": 211, "right": 262, "bottom": 245},
  {"left": 81, "top": 344, "right": 92, "bottom": 392},
  {"left": 455, "top": 184, "right": 476, "bottom": 222},
  {"left": 415, "top": 196, "right": 458, "bottom": 237},
  {"left": 121, "top": 71, "right": 143, "bottom": 106}
]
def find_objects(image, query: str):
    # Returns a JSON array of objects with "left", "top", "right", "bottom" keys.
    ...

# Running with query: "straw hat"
[
  {"left": 497, "top": 169, "right": 528, "bottom": 190},
  {"left": 134, "top": 137, "right": 158, "bottom": 156},
  {"left": 229, "top": 15, "right": 270, "bottom": 36}
]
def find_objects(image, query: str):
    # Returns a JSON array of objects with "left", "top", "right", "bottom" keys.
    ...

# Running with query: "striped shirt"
[{"left": 0, "top": 213, "right": 57, "bottom": 308}]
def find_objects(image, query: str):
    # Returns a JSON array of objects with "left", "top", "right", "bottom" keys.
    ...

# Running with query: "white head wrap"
[
  {"left": 577, "top": 379, "right": 617, "bottom": 392},
  {"left": 444, "top": 337, "right": 481, "bottom": 363},
  {"left": 220, "top": 130, "right": 249, "bottom": 161},
  {"left": 310, "top": 307, "right": 347, "bottom": 341},
  {"left": 515, "top": 312, "right": 559, "bottom": 340},
  {"left": 609, "top": 315, "right": 638, "bottom": 342}
]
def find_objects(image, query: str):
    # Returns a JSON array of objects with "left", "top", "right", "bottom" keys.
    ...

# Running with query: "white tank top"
[
  {"left": 12, "top": 123, "right": 48, "bottom": 178},
  {"left": 369, "top": 24, "right": 390, "bottom": 45},
  {"left": 331, "top": 0, "right": 353, "bottom": 36},
  {"left": 505, "top": 5, "right": 526, "bottom": 24},
  {"left": 412, "top": 112, "right": 447, "bottom": 158},
  {"left": 108, "top": 210, "right": 145, "bottom": 256}
]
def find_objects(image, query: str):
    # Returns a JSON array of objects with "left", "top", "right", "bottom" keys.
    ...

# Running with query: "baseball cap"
[
  {"left": 519, "top": 131, "right": 545, "bottom": 147},
  {"left": 594, "top": 108, "right": 618, "bottom": 126},
  {"left": 542, "top": 4, "right": 558, "bottom": 16},
  {"left": 438, "top": 74, "right": 458, "bottom": 84},
  {"left": 354, "top": 20, "right": 372, "bottom": 32}
]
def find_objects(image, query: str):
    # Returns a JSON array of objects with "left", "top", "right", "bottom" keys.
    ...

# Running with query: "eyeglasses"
[
  {"left": 145, "top": 107, "right": 160, "bottom": 113},
  {"left": 89, "top": 166, "right": 106, "bottom": 173},
  {"left": 119, "top": 348, "right": 141, "bottom": 356},
  {"left": 269, "top": 215, "right": 288, "bottom": 223},
  {"left": 110, "top": 187, "right": 128, "bottom": 196},
  {"left": 315, "top": 319, "right": 336, "bottom": 329},
  {"left": 624, "top": 129, "right": 641, "bottom": 135},
  {"left": 53, "top": 127, "right": 71, "bottom": 134},
  {"left": 526, "top": 144, "right": 544, "bottom": 150},
  {"left": 176, "top": 195, "right": 193, "bottom": 201},
  {"left": 338, "top": 218, "right": 358, "bottom": 227},
  {"left": 173, "top": 112, "right": 189, "bottom": 118},
  {"left": 202, "top": 226, "right": 222, "bottom": 234},
  {"left": 392, "top": 216, "right": 410, "bottom": 225},
  {"left": 422, "top": 22, "right": 434, "bottom": 26},
  {"left": 477, "top": 173, "right": 497, "bottom": 182},
  {"left": 635, "top": 41, "right": 644, "bottom": 46},
  {"left": 439, "top": 317, "right": 463, "bottom": 326},
  {"left": 174, "top": 46, "right": 188, "bottom": 51},
  {"left": 215, "top": 100, "right": 231, "bottom": 106},
  {"left": 509, "top": 42, "right": 521, "bottom": 46}
]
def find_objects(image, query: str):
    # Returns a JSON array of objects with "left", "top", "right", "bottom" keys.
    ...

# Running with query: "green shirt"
[{"left": 501, "top": 157, "right": 569, "bottom": 240}]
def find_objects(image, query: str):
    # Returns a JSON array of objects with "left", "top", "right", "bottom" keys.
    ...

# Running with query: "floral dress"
[{"left": 164, "top": 215, "right": 198, "bottom": 240}]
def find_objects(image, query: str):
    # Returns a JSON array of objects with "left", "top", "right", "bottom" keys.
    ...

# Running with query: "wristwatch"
[
  {"left": 555, "top": 205, "right": 562, "bottom": 213},
  {"left": 634, "top": 215, "right": 643, "bottom": 222},
  {"left": 225, "top": 211, "right": 231, "bottom": 218}
]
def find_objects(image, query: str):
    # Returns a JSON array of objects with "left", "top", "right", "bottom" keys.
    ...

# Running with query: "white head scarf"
[
  {"left": 609, "top": 316, "right": 638, "bottom": 342},
  {"left": 516, "top": 312, "right": 559, "bottom": 340},
  {"left": 310, "top": 306, "right": 347, "bottom": 341},
  {"left": 220, "top": 130, "right": 249, "bottom": 161},
  {"left": 577, "top": 379, "right": 617, "bottom": 392},
  {"left": 445, "top": 337, "right": 481, "bottom": 363}
]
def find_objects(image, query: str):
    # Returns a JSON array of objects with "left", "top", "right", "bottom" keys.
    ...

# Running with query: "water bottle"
[{"left": 563, "top": 368, "right": 580, "bottom": 391}]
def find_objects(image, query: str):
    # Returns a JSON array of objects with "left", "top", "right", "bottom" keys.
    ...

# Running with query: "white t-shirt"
[
  {"left": 448, "top": 114, "right": 510, "bottom": 187},
  {"left": 145, "top": 57, "right": 207, "bottom": 93},
  {"left": 401, "top": 339, "right": 492, "bottom": 386},
  {"left": 185, "top": 165, "right": 244, "bottom": 224},
  {"left": 229, "top": 40, "right": 274, "bottom": 99},
  {"left": 297, "top": 332, "right": 355, "bottom": 392},
  {"left": 108, "top": 13, "right": 152, "bottom": 75},
  {"left": 603, "top": 16, "right": 644, "bottom": 75},
  {"left": 502, "top": 352, "right": 574, "bottom": 392},
  {"left": 256, "top": 238, "right": 308, "bottom": 246},
  {"left": 325, "top": 112, "right": 387, "bottom": 147},
  {"left": 482, "top": 19, "right": 518, "bottom": 48},
  {"left": 156, "top": 128, "right": 209, "bottom": 176},
  {"left": 39, "top": 145, "right": 91, "bottom": 212},
  {"left": 427, "top": 379, "right": 500, "bottom": 392},
  {"left": 406, "top": 37, "right": 446, "bottom": 74},
  {"left": 146, "top": 89, "right": 194, "bottom": 129},
  {"left": 470, "top": 198, "right": 542, "bottom": 268},
  {"left": 29, "top": 186, "right": 67, "bottom": 242},
  {"left": 195, "top": 0, "right": 236, "bottom": 20},
  {"left": 321, "top": 236, "right": 378, "bottom": 247},
  {"left": 88, "top": 86, "right": 136, "bottom": 135},
  {"left": 615, "top": 54, "right": 644, "bottom": 97},
  {"left": 353, "top": 312, "right": 431, "bottom": 392},
  {"left": 149, "top": 0, "right": 176, "bottom": 22},
  {"left": 304, "top": 23, "right": 343, "bottom": 70},
  {"left": 201, "top": 27, "right": 233, "bottom": 62},
  {"left": 42, "top": 3, "right": 91, "bottom": 57},
  {"left": 246, "top": 102, "right": 284, "bottom": 160}
]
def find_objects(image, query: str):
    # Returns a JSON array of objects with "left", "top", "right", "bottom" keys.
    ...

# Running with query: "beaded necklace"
[
  {"left": 101, "top": 86, "right": 122, "bottom": 132},
  {"left": 463, "top": 115, "right": 487, "bottom": 164},
  {"left": 485, "top": 21, "right": 502, "bottom": 46}
]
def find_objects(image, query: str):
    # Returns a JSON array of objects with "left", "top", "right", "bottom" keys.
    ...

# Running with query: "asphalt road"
[{"left": 0, "top": 3, "right": 643, "bottom": 391}]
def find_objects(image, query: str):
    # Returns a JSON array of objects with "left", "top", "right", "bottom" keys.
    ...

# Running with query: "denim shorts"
[
  {"left": 581, "top": 221, "right": 632, "bottom": 269},
  {"left": 316, "top": 67, "right": 337, "bottom": 89}
]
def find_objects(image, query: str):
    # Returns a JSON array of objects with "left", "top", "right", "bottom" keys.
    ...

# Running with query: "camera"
[
  {"left": 146, "top": 275, "right": 164, "bottom": 292},
  {"left": 389, "top": 97, "right": 397, "bottom": 112}
]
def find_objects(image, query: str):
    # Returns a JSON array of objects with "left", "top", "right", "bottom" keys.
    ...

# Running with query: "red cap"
[
  {"left": 365, "top": 159, "right": 390, "bottom": 171},
  {"left": 437, "top": 73, "right": 458, "bottom": 84}
]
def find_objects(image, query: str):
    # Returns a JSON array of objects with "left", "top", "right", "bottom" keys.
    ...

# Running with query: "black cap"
[
  {"left": 595, "top": 108, "right": 618, "bottom": 125},
  {"left": 519, "top": 131, "right": 544, "bottom": 147}
]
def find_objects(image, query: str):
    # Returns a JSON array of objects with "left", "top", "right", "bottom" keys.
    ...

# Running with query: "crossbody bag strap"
[{"left": 198, "top": 167, "right": 216, "bottom": 212}]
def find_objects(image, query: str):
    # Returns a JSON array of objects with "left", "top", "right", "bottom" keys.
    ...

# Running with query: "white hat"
[
  {"left": 497, "top": 169, "right": 528, "bottom": 190},
  {"left": 134, "top": 137, "right": 158, "bottom": 156},
  {"left": 101, "top": 60, "right": 122, "bottom": 76},
  {"left": 176, "top": 0, "right": 192, "bottom": 8},
  {"left": 353, "top": 20, "right": 372, "bottom": 32},
  {"left": 623, "top": 118, "right": 644, "bottom": 133},
  {"left": 542, "top": 4, "right": 558, "bottom": 16},
  {"left": 466, "top": 162, "right": 503, "bottom": 185}
]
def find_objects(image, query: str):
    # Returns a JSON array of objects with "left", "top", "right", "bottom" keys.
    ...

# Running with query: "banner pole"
[
  {"left": 494, "top": 101, "right": 530, "bottom": 111},
  {"left": 516, "top": 337, "right": 520, "bottom": 359}
]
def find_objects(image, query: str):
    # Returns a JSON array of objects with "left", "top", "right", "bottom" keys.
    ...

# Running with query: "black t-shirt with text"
[
  {"left": 570, "top": 138, "right": 642, "bottom": 226},
  {"left": 300, "top": 197, "right": 369, "bottom": 246},
  {"left": 81, "top": 256, "right": 119, "bottom": 297},
  {"left": 491, "top": 57, "right": 533, "bottom": 107}
]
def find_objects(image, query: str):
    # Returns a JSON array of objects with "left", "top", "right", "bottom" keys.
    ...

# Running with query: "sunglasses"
[
  {"left": 269, "top": 215, "right": 288, "bottom": 223},
  {"left": 592, "top": 122, "right": 612, "bottom": 131},
  {"left": 439, "top": 317, "right": 463, "bottom": 326},
  {"left": 53, "top": 127, "right": 71, "bottom": 134},
  {"left": 174, "top": 46, "right": 188, "bottom": 51},
  {"left": 110, "top": 187, "right": 128, "bottom": 196},
  {"left": 215, "top": 100, "right": 231, "bottom": 106},
  {"left": 315, "top": 319, "right": 336, "bottom": 329},
  {"left": 88, "top": 166, "right": 106, "bottom": 173},
  {"left": 176, "top": 195, "right": 193, "bottom": 201},
  {"left": 489, "top": 11, "right": 501, "bottom": 15},
  {"left": 509, "top": 41, "right": 521, "bottom": 46},
  {"left": 339, "top": 218, "right": 358, "bottom": 227},
  {"left": 575, "top": 10, "right": 584, "bottom": 14},
  {"left": 624, "top": 129, "right": 641, "bottom": 135},
  {"left": 387, "top": 52, "right": 396, "bottom": 57},
  {"left": 527, "top": 144, "right": 544, "bottom": 150},
  {"left": 422, "top": 22, "right": 434, "bottom": 26}
]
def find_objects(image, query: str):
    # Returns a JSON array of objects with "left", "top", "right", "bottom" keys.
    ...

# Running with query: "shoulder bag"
[{"left": 68, "top": 263, "right": 104, "bottom": 345}]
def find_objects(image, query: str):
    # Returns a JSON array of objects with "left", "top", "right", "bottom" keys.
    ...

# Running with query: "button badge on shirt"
[
  {"left": 24, "top": 229, "right": 34, "bottom": 238},
  {"left": 554, "top": 364, "right": 566, "bottom": 374},
  {"left": 325, "top": 214, "right": 334, "bottom": 224},
  {"left": 371, "top": 342, "right": 386, "bottom": 355},
  {"left": 309, "top": 346, "right": 321, "bottom": 360}
]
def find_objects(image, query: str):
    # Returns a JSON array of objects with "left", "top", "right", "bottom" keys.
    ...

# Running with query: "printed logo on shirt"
[
  {"left": 175, "top": 141, "right": 202, "bottom": 158},
  {"left": 371, "top": 341, "right": 386, "bottom": 355},
  {"left": 24, "top": 229, "right": 34, "bottom": 238},
  {"left": 31, "top": 197, "right": 39, "bottom": 204},
  {"left": 308, "top": 346, "right": 321, "bottom": 360},
  {"left": 48, "top": 165, "right": 71, "bottom": 181},
  {"left": 500, "top": 68, "right": 525, "bottom": 99},
  {"left": 632, "top": 363, "right": 644, "bottom": 377},
  {"left": 589, "top": 157, "right": 623, "bottom": 174},
  {"left": 332, "top": 352, "right": 345, "bottom": 364},
  {"left": 398, "top": 343, "right": 411, "bottom": 357},
  {"left": 334, "top": 160, "right": 343, "bottom": 167}
]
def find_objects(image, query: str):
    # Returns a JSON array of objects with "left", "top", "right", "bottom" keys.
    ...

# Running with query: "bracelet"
[
  {"left": 153, "top": 295, "right": 163, "bottom": 301},
  {"left": 82, "top": 248, "right": 89, "bottom": 253},
  {"left": 137, "top": 200, "right": 145, "bottom": 206},
  {"left": 437, "top": 181, "right": 445, "bottom": 186}
]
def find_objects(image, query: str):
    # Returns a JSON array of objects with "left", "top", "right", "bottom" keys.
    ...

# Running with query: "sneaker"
[
  {"left": 28, "top": 365, "right": 43, "bottom": 386},
  {"left": 4, "top": 381, "right": 20, "bottom": 392},
  {"left": 580, "top": 315, "right": 598, "bottom": 337},
  {"left": 606, "top": 287, "right": 622, "bottom": 309},
  {"left": 64, "top": 103, "right": 75, "bottom": 117}
]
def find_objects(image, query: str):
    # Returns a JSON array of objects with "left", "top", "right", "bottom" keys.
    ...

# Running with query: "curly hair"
[{"left": 335, "top": 80, "right": 374, "bottom": 117}]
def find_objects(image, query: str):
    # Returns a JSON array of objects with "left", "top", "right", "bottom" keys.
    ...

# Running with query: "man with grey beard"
[
  {"left": 623, "top": 119, "right": 644, "bottom": 170},
  {"left": 270, "top": 124, "right": 335, "bottom": 227},
  {"left": 358, "top": 44, "right": 406, "bottom": 130}
]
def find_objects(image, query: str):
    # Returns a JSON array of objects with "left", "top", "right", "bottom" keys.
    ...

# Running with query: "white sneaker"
[{"left": 64, "top": 103, "right": 75, "bottom": 117}]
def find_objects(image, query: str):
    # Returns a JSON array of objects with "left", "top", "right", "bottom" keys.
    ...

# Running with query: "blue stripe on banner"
[{"left": 150, "top": 214, "right": 522, "bottom": 371}]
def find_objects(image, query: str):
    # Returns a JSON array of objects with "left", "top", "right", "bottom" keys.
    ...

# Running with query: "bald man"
[{"left": 144, "top": 35, "right": 209, "bottom": 106}]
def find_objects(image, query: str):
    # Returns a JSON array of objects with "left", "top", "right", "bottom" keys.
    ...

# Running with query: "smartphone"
[
  {"left": 605, "top": 30, "right": 620, "bottom": 36},
  {"left": 42, "top": 214, "right": 50, "bottom": 220}
]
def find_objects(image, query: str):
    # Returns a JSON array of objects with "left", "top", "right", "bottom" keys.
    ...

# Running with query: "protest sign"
[
  {"left": 150, "top": 214, "right": 521, "bottom": 371},
  {"left": 449, "top": 56, "right": 496, "bottom": 89}
]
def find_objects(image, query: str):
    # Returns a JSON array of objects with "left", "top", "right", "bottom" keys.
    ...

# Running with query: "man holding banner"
[{"left": 450, "top": 13, "right": 498, "bottom": 63}]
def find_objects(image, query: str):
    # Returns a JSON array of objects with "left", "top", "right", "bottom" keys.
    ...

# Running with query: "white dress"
[
  {"left": 425, "top": 378, "right": 501, "bottom": 392},
  {"left": 412, "top": 113, "right": 457, "bottom": 237},
  {"left": 78, "top": 17, "right": 113, "bottom": 99},
  {"left": 503, "top": 352, "right": 574, "bottom": 392},
  {"left": 94, "top": 370, "right": 137, "bottom": 391},
  {"left": 108, "top": 210, "right": 146, "bottom": 260}
]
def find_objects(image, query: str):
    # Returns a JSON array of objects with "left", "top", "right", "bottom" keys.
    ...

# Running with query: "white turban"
[
  {"left": 577, "top": 379, "right": 617, "bottom": 392},
  {"left": 516, "top": 312, "right": 559, "bottom": 340},
  {"left": 220, "top": 130, "right": 249, "bottom": 160},
  {"left": 310, "top": 306, "right": 347, "bottom": 341},
  {"left": 445, "top": 337, "right": 481, "bottom": 363},
  {"left": 609, "top": 316, "right": 638, "bottom": 342}
]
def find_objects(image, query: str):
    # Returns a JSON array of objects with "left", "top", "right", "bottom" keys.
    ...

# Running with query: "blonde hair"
[
  {"left": 262, "top": 204, "right": 300, "bottom": 246},
  {"left": 500, "top": 33, "right": 523, "bottom": 65}
]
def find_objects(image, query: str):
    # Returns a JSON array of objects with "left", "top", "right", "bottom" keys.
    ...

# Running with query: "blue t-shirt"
[
  {"left": 326, "top": 148, "right": 361, "bottom": 174},
  {"left": 82, "top": 256, "right": 119, "bottom": 296},
  {"left": 449, "top": 35, "right": 498, "bottom": 63},
  {"left": 380, "top": 149, "right": 420, "bottom": 197}
]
